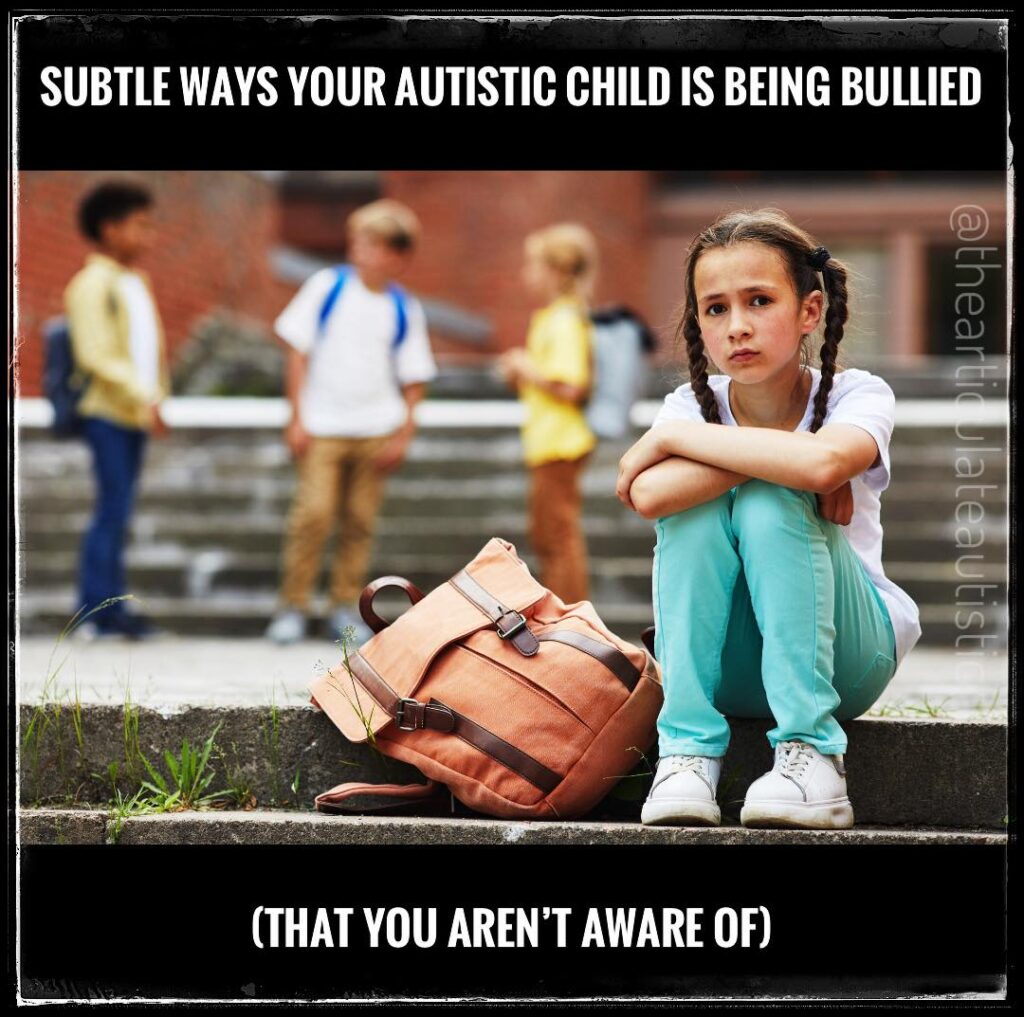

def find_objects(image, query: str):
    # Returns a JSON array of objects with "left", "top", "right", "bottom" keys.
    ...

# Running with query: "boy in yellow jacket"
[{"left": 64, "top": 181, "right": 170, "bottom": 639}]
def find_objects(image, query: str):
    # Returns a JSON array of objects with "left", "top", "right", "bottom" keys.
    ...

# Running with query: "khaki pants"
[
  {"left": 528, "top": 455, "right": 591, "bottom": 605},
  {"left": 279, "top": 434, "right": 391, "bottom": 609}
]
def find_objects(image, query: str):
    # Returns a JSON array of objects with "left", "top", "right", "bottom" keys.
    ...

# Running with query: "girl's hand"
[
  {"left": 498, "top": 348, "right": 529, "bottom": 384},
  {"left": 616, "top": 427, "right": 672, "bottom": 509},
  {"left": 816, "top": 479, "right": 854, "bottom": 526}
]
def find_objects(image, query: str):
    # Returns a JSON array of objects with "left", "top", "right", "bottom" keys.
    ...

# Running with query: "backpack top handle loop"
[{"left": 358, "top": 576, "right": 426, "bottom": 634}]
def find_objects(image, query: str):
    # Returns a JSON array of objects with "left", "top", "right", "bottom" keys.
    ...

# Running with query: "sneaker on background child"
[{"left": 264, "top": 199, "right": 437, "bottom": 647}]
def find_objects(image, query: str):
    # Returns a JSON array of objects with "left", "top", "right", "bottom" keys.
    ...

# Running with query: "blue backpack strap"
[
  {"left": 319, "top": 265, "right": 409, "bottom": 351},
  {"left": 387, "top": 282, "right": 409, "bottom": 350},
  {"left": 316, "top": 265, "right": 349, "bottom": 340}
]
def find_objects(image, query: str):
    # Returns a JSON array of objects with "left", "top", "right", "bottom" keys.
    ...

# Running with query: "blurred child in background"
[
  {"left": 500, "top": 223, "right": 598, "bottom": 604},
  {"left": 265, "top": 199, "right": 437, "bottom": 646},
  {"left": 66, "top": 180, "right": 169, "bottom": 639}
]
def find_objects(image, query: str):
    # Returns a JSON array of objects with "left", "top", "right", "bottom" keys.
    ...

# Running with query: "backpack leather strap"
[
  {"left": 359, "top": 576, "right": 426, "bottom": 634},
  {"left": 315, "top": 779, "right": 447, "bottom": 814},
  {"left": 342, "top": 651, "right": 562, "bottom": 793},
  {"left": 346, "top": 652, "right": 456, "bottom": 732},
  {"left": 536, "top": 630, "right": 642, "bottom": 691},
  {"left": 448, "top": 569, "right": 540, "bottom": 657}
]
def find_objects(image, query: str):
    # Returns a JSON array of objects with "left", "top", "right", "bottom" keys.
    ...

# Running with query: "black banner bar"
[
  {"left": 19, "top": 843, "right": 1007, "bottom": 1000},
  {"left": 13, "top": 16, "right": 1009, "bottom": 170}
]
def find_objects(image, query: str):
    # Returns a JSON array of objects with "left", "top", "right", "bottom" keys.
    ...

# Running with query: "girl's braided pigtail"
[
  {"left": 809, "top": 255, "right": 849, "bottom": 433},
  {"left": 682, "top": 304, "right": 722, "bottom": 425}
]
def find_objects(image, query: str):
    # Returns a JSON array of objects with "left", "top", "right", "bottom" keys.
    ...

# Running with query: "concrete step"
[
  {"left": 15, "top": 479, "right": 1009, "bottom": 524},
  {"left": 18, "top": 419, "right": 1007, "bottom": 447},
  {"left": 13, "top": 587, "right": 1009, "bottom": 646},
  {"left": 15, "top": 509, "right": 1009, "bottom": 555},
  {"left": 19, "top": 550, "right": 1008, "bottom": 610},
  {"left": 17, "top": 429, "right": 1008, "bottom": 487},
  {"left": 16, "top": 703, "right": 1007, "bottom": 828},
  {"left": 17, "top": 416, "right": 1008, "bottom": 642},
  {"left": 18, "top": 808, "right": 1006, "bottom": 847},
  {"left": 16, "top": 438, "right": 1007, "bottom": 481}
]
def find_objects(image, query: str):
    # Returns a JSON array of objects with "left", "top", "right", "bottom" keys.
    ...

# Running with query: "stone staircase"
[{"left": 15, "top": 410, "right": 1009, "bottom": 647}]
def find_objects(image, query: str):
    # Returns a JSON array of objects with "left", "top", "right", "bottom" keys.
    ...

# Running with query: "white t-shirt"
[
  {"left": 275, "top": 267, "right": 438, "bottom": 437},
  {"left": 118, "top": 272, "right": 161, "bottom": 401},
  {"left": 652, "top": 367, "right": 922, "bottom": 666}
]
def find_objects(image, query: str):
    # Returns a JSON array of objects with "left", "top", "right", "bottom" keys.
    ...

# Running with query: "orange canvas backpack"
[{"left": 311, "top": 537, "right": 663, "bottom": 820}]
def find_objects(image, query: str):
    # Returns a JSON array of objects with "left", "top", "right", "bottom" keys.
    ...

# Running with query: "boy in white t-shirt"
[{"left": 265, "top": 200, "right": 437, "bottom": 645}]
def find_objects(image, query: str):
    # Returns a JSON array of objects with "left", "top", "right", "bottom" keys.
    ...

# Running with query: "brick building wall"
[
  {"left": 14, "top": 170, "right": 290, "bottom": 397},
  {"left": 384, "top": 170, "right": 655, "bottom": 353},
  {"left": 14, "top": 170, "right": 656, "bottom": 395}
]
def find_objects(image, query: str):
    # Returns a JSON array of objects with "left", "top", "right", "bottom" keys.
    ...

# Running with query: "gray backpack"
[{"left": 585, "top": 307, "right": 654, "bottom": 440}]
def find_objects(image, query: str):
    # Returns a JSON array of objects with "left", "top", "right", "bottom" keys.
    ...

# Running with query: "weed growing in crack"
[
  {"left": 106, "top": 787, "right": 157, "bottom": 845},
  {"left": 138, "top": 722, "right": 231, "bottom": 811},
  {"left": 319, "top": 628, "right": 396, "bottom": 782},
  {"left": 259, "top": 692, "right": 285, "bottom": 806},
  {"left": 216, "top": 740, "right": 258, "bottom": 810}
]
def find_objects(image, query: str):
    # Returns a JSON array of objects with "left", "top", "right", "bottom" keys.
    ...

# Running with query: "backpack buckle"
[
  {"left": 394, "top": 698, "right": 420, "bottom": 731},
  {"left": 495, "top": 611, "right": 527, "bottom": 641}
]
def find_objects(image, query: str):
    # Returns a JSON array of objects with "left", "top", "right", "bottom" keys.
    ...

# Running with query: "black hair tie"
[{"left": 807, "top": 246, "right": 830, "bottom": 271}]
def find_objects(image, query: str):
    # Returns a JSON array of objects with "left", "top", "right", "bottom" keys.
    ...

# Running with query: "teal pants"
[{"left": 652, "top": 480, "right": 898, "bottom": 757}]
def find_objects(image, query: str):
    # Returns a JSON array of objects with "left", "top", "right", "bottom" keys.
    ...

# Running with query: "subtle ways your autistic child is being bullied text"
[{"left": 39, "top": 63, "right": 983, "bottom": 109}]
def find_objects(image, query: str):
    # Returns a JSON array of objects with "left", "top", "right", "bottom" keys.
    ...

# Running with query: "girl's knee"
[
  {"left": 657, "top": 489, "right": 732, "bottom": 536},
  {"left": 731, "top": 479, "right": 816, "bottom": 536}
]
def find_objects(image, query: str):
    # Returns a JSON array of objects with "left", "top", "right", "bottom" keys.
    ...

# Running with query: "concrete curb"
[
  {"left": 18, "top": 809, "right": 109, "bottom": 845},
  {"left": 18, "top": 704, "right": 1007, "bottom": 828},
  {"left": 18, "top": 809, "right": 1008, "bottom": 847}
]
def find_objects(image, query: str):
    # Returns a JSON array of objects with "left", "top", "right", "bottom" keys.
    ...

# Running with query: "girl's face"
[
  {"left": 693, "top": 241, "right": 823, "bottom": 385},
  {"left": 522, "top": 248, "right": 566, "bottom": 303}
]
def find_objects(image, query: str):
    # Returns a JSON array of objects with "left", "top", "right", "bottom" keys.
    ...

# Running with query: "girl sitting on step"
[{"left": 616, "top": 207, "right": 922, "bottom": 830}]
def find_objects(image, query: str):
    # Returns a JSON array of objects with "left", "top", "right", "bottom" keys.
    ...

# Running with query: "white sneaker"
[
  {"left": 740, "top": 741, "right": 854, "bottom": 830},
  {"left": 265, "top": 609, "right": 307, "bottom": 645},
  {"left": 641, "top": 754, "right": 722, "bottom": 827}
]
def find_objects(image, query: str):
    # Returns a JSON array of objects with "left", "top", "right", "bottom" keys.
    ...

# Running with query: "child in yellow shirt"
[{"left": 500, "top": 223, "right": 598, "bottom": 604}]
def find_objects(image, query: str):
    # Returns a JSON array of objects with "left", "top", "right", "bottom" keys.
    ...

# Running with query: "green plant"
[
  {"left": 867, "top": 700, "right": 906, "bottom": 718},
  {"left": 94, "top": 761, "right": 121, "bottom": 799},
  {"left": 21, "top": 666, "right": 87, "bottom": 804},
  {"left": 20, "top": 597, "right": 132, "bottom": 804},
  {"left": 973, "top": 690, "right": 1006, "bottom": 717},
  {"left": 107, "top": 787, "right": 159, "bottom": 845},
  {"left": 121, "top": 685, "right": 145, "bottom": 782},
  {"left": 139, "top": 723, "right": 231, "bottom": 811},
  {"left": 317, "top": 641, "right": 398, "bottom": 784},
  {"left": 216, "top": 740, "right": 258, "bottom": 810},
  {"left": 716, "top": 764, "right": 746, "bottom": 809},
  {"left": 903, "top": 695, "right": 951, "bottom": 719},
  {"left": 604, "top": 746, "right": 655, "bottom": 801},
  {"left": 259, "top": 694, "right": 284, "bottom": 805},
  {"left": 323, "top": 634, "right": 382, "bottom": 749}
]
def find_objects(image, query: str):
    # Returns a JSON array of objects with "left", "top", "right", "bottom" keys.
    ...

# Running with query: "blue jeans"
[
  {"left": 652, "top": 480, "right": 898, "bottom": 757},
  {"left": 78, "top": 417, "right": 148, "bottom": 625}
]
